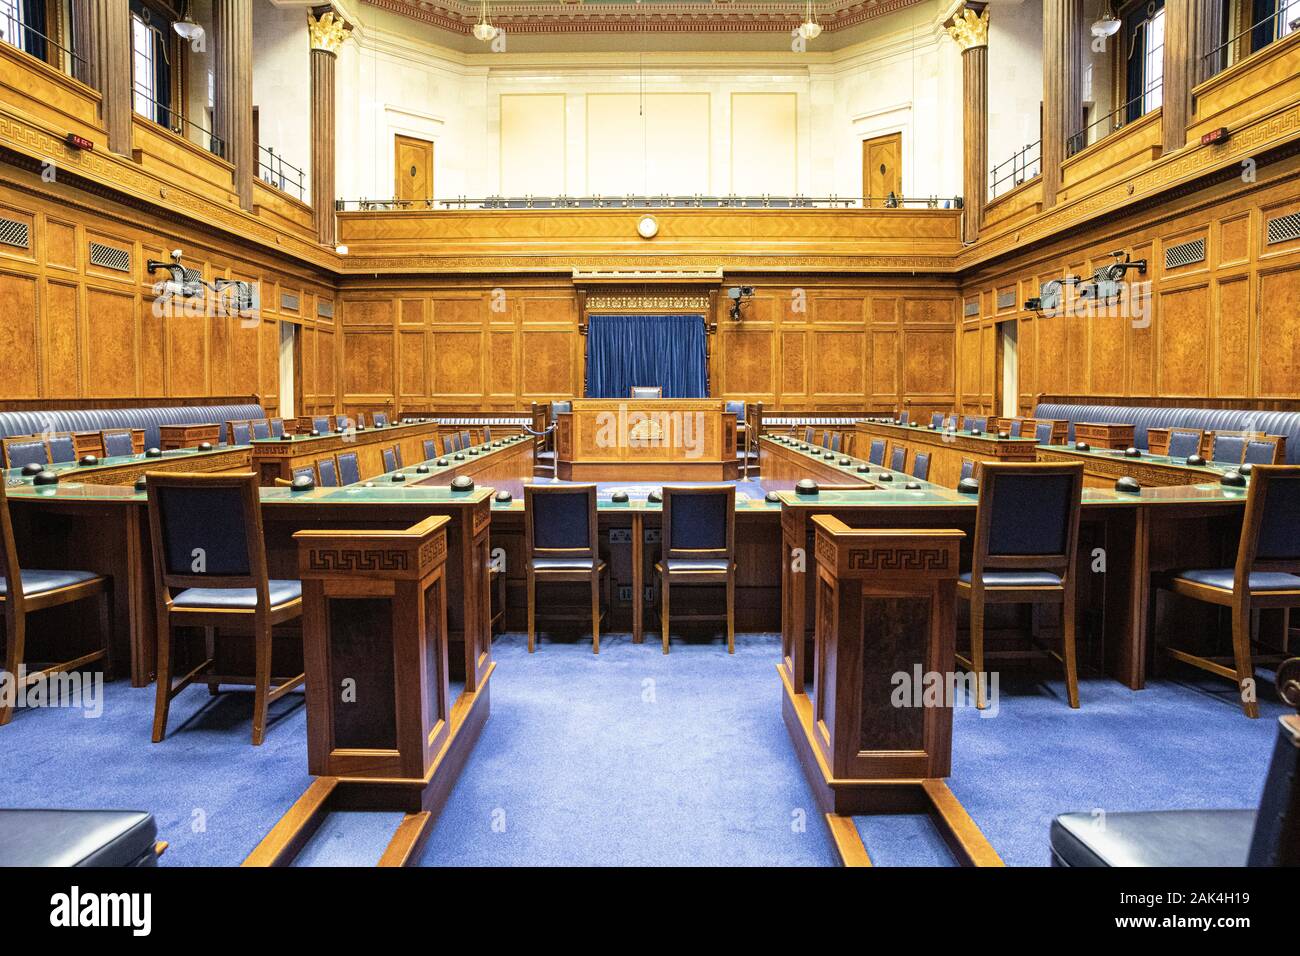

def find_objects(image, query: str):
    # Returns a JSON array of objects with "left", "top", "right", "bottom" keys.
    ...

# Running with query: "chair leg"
[
  {"left": 99, "top": 585, "right": 115, "bottom": 681},
  {"left": 205, "top": 626, "right": 219, "bottom": 695},
  {"left": 726, "top": 570, "right": 735, "bottom": 655},
  {"left": 970, "top": 592, "right": 987, "bottom": 710},
  {"left": 1232, "top": 602, "right": 1259, "bottom": 719},
  {"left": 591, "top": 572, "right": 600, "bottom": 655},
  {"left": 151, "top": 615, "right": 173, "bottom": 743},
  {"left": 251, "top": 619, "right": 272, "bottom": 746},
  {"left": 1062, "top": 587, "right": 1080, "bottom": 709},
  {"left": 0, "top": 612, "right": 25, "bottom": 727},
  {"left": 527, "top": 571, "right": 536, "bottom": 653},
  {"left": 661, "top": 573, "right": 670, "bottom": 655}
]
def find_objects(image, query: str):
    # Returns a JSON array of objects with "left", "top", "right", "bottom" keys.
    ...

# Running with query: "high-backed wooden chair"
[
  {"left": 911, "top": 452, "right": 931, "bottom": 481},
  {"left": 228, "top": 421, "right": 252, "bottom": 445},
  {"left": 316, "top": 457, "right": 339, "bottom": 487},
  {"left": 656, "top": 485, "right": 736, "bottom": 654},
  {"left": 336, "top": 451, "right": 361, "bottom": 485},
  {"left": 957, "top": 462, "right": 1085, "bottom": 710},
  {"left": 1155, "top": 465, "right": 1300, "bottom": 718},
  {"left": 101, "top": 430, "right": 135, "bottom": 458},
  {"left": 251, "top": 420, "right": 271, "bottom": 440},
  {"left": 423, "top": 438, "right": 440, "bottom": 460},
  {"left": 963, "top": 415, "right": 989, "bottom": 432},
  {"left": 145, "top": 473, "right": 304, "bottom": 745},
  {"left": 1165, "top": 427, "right": 1204, "bottom": 459},
  {"left": 1007, "top": 419, "right": 1024, "bottom": 438},
  {"left": 373, "top": 412, "right": 389, "bottom": 427},
  {"left": 458, "top": 429, "right": 472, "bottom": 449},
  {"left": 3, "top": 438, "right": 48, "bottom": 470},
  {"left": 444, "top": 433, "right": 460, "bottom": 453},
  {"left": 1245, "top": 437, "right": 1284, "bottom": 465},
  {"left": 629, "top": 386, "right": 663, "bottom": 399},
  {"left": 803, "top": 426, "right": 815, "bottom": 445},
  {"left": 381, "top": 446, "right": 400, "bottom": 473},
  {"left": 1035, "top": 421, "right": 1055, "bottom": 445},
  {"left": 268, "top": 418, "right": 285, "bottom": 438},
  {"left": 889, "top": 445, "right": 907, "bottom": 473},
  {"left": 930, "top": 411, "right": 946, "bottom": 428},
  {"left": 897, "top": 410, "right": 911, "bottom": 425},
  {"left": 1211, "top": 433, "right": 1247, "bottom": 464},
  {"left": 524, "top": 484, "right": 607, "bottom": 653},
  {"left": 0, "top": 480, "right": 112, "bottom": 726},
  {"left": 866, "top": 438, "right": 886, "bottom": 466},
  {"left": 46, "top": 433, "right": 76, "bottom": 464},
  {"left": 960, "top": 458, "right": 977, "bottom": 482},
  {"left": 311, "top": 415, "right": 331, "bottom": 434}
]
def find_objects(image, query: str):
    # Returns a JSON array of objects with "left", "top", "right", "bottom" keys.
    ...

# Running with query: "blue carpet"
[{"left": 0, "top": 634, "right": 1286, "bottom": 866}]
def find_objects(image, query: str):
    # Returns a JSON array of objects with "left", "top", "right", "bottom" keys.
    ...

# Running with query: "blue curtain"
[{"left": 584, "top": 314, "right": 708, "bottom": 398}]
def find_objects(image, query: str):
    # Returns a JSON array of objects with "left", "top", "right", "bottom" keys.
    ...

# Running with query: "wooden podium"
[
  {"left": 245, "top": 514, "right": 493, "bottom": 867},
  {"left": 781, "top": 516, "right": 1001, "bottom": 866},
  {"left": 555, "top": 399, "right": 738, "bottom": 480}
]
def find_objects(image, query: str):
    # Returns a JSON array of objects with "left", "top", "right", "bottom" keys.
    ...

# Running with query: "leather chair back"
[
  {"left": 889, "top": 446, "right": 906, "bottom": 472},
  {"left": 102, "top": 430, "right": 135, "bottom": 458},
  {"left": 337, "top": 452, "right": 361, "bottom": 485},
  {"left": 291, "top": 465, "right": 315, "bottom": 483},
  {"left": 1036, "top": 421, "right": 1055, "bottom": 445},
  {"left": 1212, "top": 434, "right": 1246, "bottom": 464},
  {"left": 911, "top": 452, "right": 931, "bottom": 481},
  {"left": 229, "top": 422, "right": 252, "bottom": 445},
  {"left": 662, "top": 485, "right": 735, "bottom": 563},
  {"left": 1166, "top": 429, "right": 1202, "bottom": 459},
  {"left": 445, "top": 433, "right": 461, "bottom": 453},
  {"left": 312, "top": 416, "right": 331, "bottom": 434},
  {"left": 381, "top": 447, "right": 399, "bottom": 473},
  {"left": 317, "top": 458, "right": 339, "bottom": 487},
  {"left": 960, "top": 459, "right": 976, "bottom": 482},
  {"left": 5, "top": 440, "right": 48, "bottom": 469},
  {"left": 1246, "top": 438, "right": 1282, "bottom": 465},
  {"left": 868, "top": 439, "right": 886, "bottom": 466},
  {"left": 269, "top": 418, "right": 285, "bottom": 438},
  {"left": 47, "top": 434, "right": 76, "bottom": 463},
  {"left": 1237, "top": 466, "right": 1300, "bottom": 575},
  {"left": 251, "top": 420, "right": 271, "bottom": 440},
  {"left": 804, "top": 427, "right": 815, "bottom": 444},
  {"left": 460, "top": 430, "right": 472, "bottom": 449},
  {"left": 930, "top": 412, "right": 945, "bottom": 428},
  {"left": 975, "top": 464, "right": 1084, "bottom": 578},
  {"left": 525, "top": 485, "right": 598, "bottom": 561},
  {"left": 423, "top": 438, "right": 440, "bottom": 460},
  {"left": 483, "top": 426, "right": 492, "bottom": 443},
  {"left": 373, "top": 412, "right": 389, "bottom": 427},
  {"left": 829, "top": 432, "right": 842, "bottom": 453},
  {"left": 725, "top": 401, "right": 745, "bottom": 424},
  {"left": 964, "top": 415, "right": 988, "bottom": 432},
  {"left": 1008, "top": 419, "right": 1022, "bottom": 438},
  {"left": 1246, "top": 713, "right": 1300, "bottom": 865}
]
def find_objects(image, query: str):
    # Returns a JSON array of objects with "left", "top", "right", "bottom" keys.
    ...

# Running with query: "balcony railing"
[
  {"left": 989, "top": 141, "right": 1041, "bottom": 200},
  {"left": 336, "top": 194, "right": 964, "bottom": 212},
  {"left": 1203, "top": 3, "right": 1300, "bottom": 80},
  {"left": 0, "top": 6, "right": 85, "bottom": 77},
  {"left": 257, "top": 145, "right": 305, "bottom": 201},
  {"left": 132, "top": 85, "right": 226, "bottom": 159},
  {"left": 1066, "top": 76, "right": 1164, "bottom": 158}
]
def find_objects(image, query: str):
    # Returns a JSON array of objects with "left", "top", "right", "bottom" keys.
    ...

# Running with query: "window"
[
  {"left": 131, "top": 13, "right": 155, "bottom": 117},
  {"left": 130, "top": 2, "right": 173, "bottom": 128},
  {"left": 1123, "top": 1, "right": 1165, "bottom": 123},
  {"left": 1283, "top": 0, "right": 1300, "bottom": 35},
  {"left": 0, "top": 0, "right": 20, "bottom": 49},
  {"left": 1, "top": 0, "right": 48, "bottom": 61}
]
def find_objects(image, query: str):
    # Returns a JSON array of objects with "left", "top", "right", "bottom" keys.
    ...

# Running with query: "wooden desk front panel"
[
  {"left": 252, "top": 422, "right": 444, "bottom": 484},
  {"left": 855, "top": 422, "right": 1038, "bottom": 488},
  {"left": 557, "top": 401, "right": 733, "bottom": 465}
]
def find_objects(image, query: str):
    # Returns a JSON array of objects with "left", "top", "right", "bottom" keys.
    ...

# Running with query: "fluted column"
[
  {"left": 1042, "top": 0, "right": 1083, "bottom": 208},
  {"left": 309, "top": 9, "right": 351, "bottom": 246},
  {"left": 1163, "top": 0, "right": 1222, "bottom": 153},
  {"left": 214, "top": 0, "right": 254, "bottom": 209},
  {"left": 76, "top": 0, "right": 131, "bottom": 155},
  {"left": 947, "top": 4, "right": 989, "bottom": 243}
]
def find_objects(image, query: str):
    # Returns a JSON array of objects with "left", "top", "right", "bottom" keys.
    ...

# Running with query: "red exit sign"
[
  {"left": 64, "top": 133, "right": 94, "bottom": 150},
  {"left": 1200, "top": 127, "right": 1231, "bottom": 146}
]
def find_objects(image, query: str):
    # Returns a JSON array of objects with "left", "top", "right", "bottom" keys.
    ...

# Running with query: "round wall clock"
[{"left": 636, "top": 215, "right": 659, "bottom": 239}]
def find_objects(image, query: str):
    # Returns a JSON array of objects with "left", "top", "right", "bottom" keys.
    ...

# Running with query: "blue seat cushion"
[
  {"left": 0, "top": 568, "right": 100, "bottom": 598},
  {"left": 1051, "top": 810, "right": 1255, "bottom": 867},
  {"left": 1174, "top": 569, "right": 1300, "bottom": 592},
  {"left": 0, "top": 809, "right": 158, "bottom": 867},
  {"left": 171, "top": 579, "right": 302, "bottom": 609},
  {"left": 664, "top": 558, "right": 731, "bottom": 573},
  {"left": 532, "top": 558, "right": 599, "bottom": 572},
  {"left": 959, "top": 570, "right": 1062, "bottom": 587}
]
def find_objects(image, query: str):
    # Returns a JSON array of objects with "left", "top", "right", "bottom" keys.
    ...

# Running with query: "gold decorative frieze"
[{"left": 585, "top": 290, "right": 713, "bottom": 311}]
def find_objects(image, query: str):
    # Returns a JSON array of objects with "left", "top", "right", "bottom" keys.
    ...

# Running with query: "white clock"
[{"left": 636, "top": 215, "right": 659, "bottom": 239}]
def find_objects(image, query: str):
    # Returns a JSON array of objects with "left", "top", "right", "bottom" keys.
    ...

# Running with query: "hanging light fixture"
[
  {"left": 798, "top": 0, "right": 822, "bottom": 40},
  {"left": 173, "top": 1, "right": 205, "bottom": 44},
  {"left": 1091, "top": 1, "right": 1121, "bottom": 37},
  {"left": 473, "top": 0, "right": 499, "bottom": 42}
]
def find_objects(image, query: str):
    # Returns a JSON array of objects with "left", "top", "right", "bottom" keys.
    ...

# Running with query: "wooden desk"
[
  {"left": 1073, "top": 422, "right": 1135, "bottom": 450},
  {"left": 2, "top": 443, "right": 251, "bottom": 486},
  {"left": 1036, "top": 443, "right": 1240, "bottom": 489},
  {"left": 250, "top": 419, "right": 449, "bottom": 485},
  {"left": 855, "top": 421, "right": 1039, "bottom": 487},
  {"left": 555, "top": 399, "right": 738, "bottom": 481},
  {"left": 158, "top": 423, "right": 222, "bottom": 450}
]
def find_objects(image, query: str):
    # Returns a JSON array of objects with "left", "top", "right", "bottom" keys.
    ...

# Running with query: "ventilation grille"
[
  {"left": 997, "top": 289, "right": 1016, "bottom": 310},
  {"left": 89, "top": 242, "right": 131, "bottom": 272},
  {"left": 0, "top": 216, "right": 30, "bottom": 249},
  {"left": 280, "top": 292, "right": 300, "bottom": 311},
  {"left": 182, "top": 267, "right": 203, "bottom": 284},
  {"left": 963, "top": 297, "right": 980, "bottom": 317},
  {"left": 1266, "top": 211, "right": 1300, "bottom": 245},
  {"left": 1164, "top": 238, "right": 1205, "bottom": 269},
  {"left": 318, "top": 300, "right": 334, "bottom": 319}
]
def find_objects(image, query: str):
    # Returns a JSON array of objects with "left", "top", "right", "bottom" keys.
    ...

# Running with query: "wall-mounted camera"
[
  {"left": 727, "top": 285, "right": 754, "bottom": 321},
  {"left": 1026, "top": 275, "right": 1082, "bottom": 316},
  {"left": 147, "top": 249, "right": 258, "bottom": 317},
  {"left": 1090, "top": 249, "right": 1148, "bottom": 303}
]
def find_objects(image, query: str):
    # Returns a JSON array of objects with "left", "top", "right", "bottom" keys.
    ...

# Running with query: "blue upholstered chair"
[
  {"left": 482, "top": 425, "right": 492, "bottom": 443},
  {"left": 868, "top": 439, "right": 886, "bottom": 466},
  {"left": 656, "top": 485, "right": 737, "bottom": 654},
  {"left": 459, "top": 430, "right": 472, "bottom": 450},
  {"left": 251, "top": 420, "right": 271, "bottom": 440},
  {"left": 445, "top": 433, "right": 461, "bottom": 453},
  {"left": 1008, "top": 419, "right": 1023, "bottom": 438},
  {"left": 268, "top": 418, "right": 285, "bottom": 438},
  {"left": 381, "top": 446, "right": 399, "bottom": 473},
  {"left": 1166, "top": 428, "right": 1203, "bottom": 459},
  {"left": 964, "top": 416, "right": 988, "bottom": 432},
  {"left": 0, "top": 479, "right": 112, "bottom": 726},
  {"left": 524, "top": 484, "right": 608, "bottom": 654},
  {"left": 889, "top": 446, "right": 907, "bottom": 473},
  {"left": 423, "top": 438, "right": 440, "bottom": 460},
  {"left": 931, "top": 412, "right": 946, "bottom": 428},
  {"left": 144, "top": 473, "right": 304, "bottom": 745},
  {"left": 898, "top": 411, "right": 910, "bottom": 425},
  {"left": 1155, "top": 465, "right": 1300, "bottom": 718},
  {"left": 804, "top": 427, "right": 816, "bottom": 445},
  {"left": 351, "top": 412, "right": 366, "bottom": 429},
  {"left": 291, "top": 465, "right": 315, "bottom": 483},
  {"left": 830, "top": 432, "right": 843, "bottom": 453},
  {"left": 957, "top": 463, "right": 1085, "bottom": 709},
  {"left": 336, "top": 451, "right": 361, "bottom": 485},
  {"left": 311, "top": 415, "right": 331, "bottom": 434},
  {"left": 1212, "top": 434, "right": 1246, "bottom": 464},
  {"left": 229, "top": 422, "right": 252, "bottom": 446},
  {"left": 960, "top": 459, "right": 977, "bottom": 482},
  {"left": 820, "top": 431, "right": 832, "bottom": 449},
  {"left": 47, "top": 434, "right": 76, "bottom": 464},
  {"left": 1245, "top": 438, "right": 1283, "bottom": 465},
  {"left": 373, "top": 412, "right": 388, "bottom": 428},
  {"left": 101, "top": 430, "right": 135, "bottom": 458},
  {"left": 1035, "top": 421, "right": 1055, "bottom": 445},
  {"left": 911, "top": 452, "right": 931, "bottom": 481},
  {"left": 316, "top": 457, "right": 339, "bottom": 487},
  {"left": 629, "top": 386, "right": 663, "bottom": 399},
  {"left": 4, "top": 439, "right": 48, "bottom": 470}
]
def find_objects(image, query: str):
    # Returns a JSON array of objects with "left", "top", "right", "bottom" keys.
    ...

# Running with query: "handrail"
[
  {"left": 132, "top": 84, "right": 226, "bottom": 159},
  {"left": 1065, "top": 72, "right": 1163, "bottom": 158},
  {"left": 1202, "top": 4, "right": 1300, "bottom": 80},
  {"left": 257, "top": 144, "right": 305, "bottom": 200},
  {"left": 0, "top": 6, "right": 85, "bottom": 75},
  {"left": 989, "top": 141, "right": 1041, "bottom": 200},
  {"left": 336, "top": 195, "right": 964, "bottom": 212}
]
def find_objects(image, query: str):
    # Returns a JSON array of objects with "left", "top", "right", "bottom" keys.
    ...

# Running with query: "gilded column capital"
[
  {"left": 309, "top": 9, "right": 352, "bottom": 54},
  {"left": 946, "top": 5, "right": 989, "bottom": 52}
]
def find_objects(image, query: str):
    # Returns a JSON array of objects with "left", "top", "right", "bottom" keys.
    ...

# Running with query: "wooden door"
[
  {"left": 862, "top": 132, "right": 902, "bottom": 206},
  {"left": 394, "top": 135, "right": 434, "bottom": 202}
]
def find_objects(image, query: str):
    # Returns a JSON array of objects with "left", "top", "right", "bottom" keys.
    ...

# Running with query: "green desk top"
[
  {"left": 1040, "top": 443, "right": 1241, "bottom": 476},
  {"left": 856, "top": 420, "right": 1036, "bottom": 444},
  {"left": 249, "top": 419, "right": 437, "bottom": 445},
  {"left": 1, "top": 444, "right": 250, "bottom": 485}
]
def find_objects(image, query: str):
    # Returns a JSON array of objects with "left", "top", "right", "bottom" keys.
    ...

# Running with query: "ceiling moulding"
[{"left": 363, "top": 0, "right": 927, "bottom": 35}]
